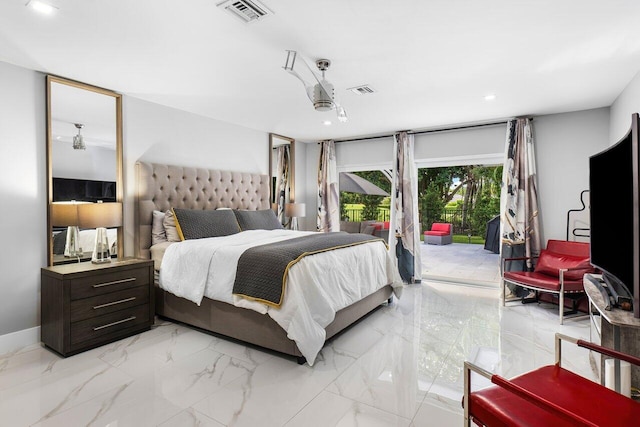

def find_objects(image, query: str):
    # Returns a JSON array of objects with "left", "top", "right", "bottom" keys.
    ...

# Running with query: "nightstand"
[{"left": 41, "top": 258, "right": 154, "bottom": 356}]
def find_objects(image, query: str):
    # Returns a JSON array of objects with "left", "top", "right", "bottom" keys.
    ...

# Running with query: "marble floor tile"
[
  {"left": 411, "top": 393, "right": 463, "bottom": 426},
  {"left": 31, "top": 375, "right": 184, "bottom": 427},
  {"left": 0, "top": 277, "right": 601, "bottom": 426},
  {"left": 285, "top": 391, "right": 411, "bottom": 427},
  {"left": 98, "top": 325, "right": 218, "bottom": 377},
  {"left": 159, "top": 408, "right": 225, "bottom": 427},
  {"left": 0, "top": 358, "right": 133, "bottom": 426},
  {"left": 192, "top": 345, "right": 358, "bottom": 427},
  {"left": 327, "top": 331, "right": 436, "bottom": 419}
]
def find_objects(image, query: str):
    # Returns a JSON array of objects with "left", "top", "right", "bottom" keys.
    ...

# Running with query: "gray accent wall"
[
  {"left": 610, "top": 70, "right": 640, "bottom": 144},
  {"left": 0, "top": 61, "right": 46, "bottom": 337},
  {"left": 534, "top": 108, "right": 609, "bottom": 241},
  {"left": 0, "top": 60, "right": 269, "bottom": 344}
]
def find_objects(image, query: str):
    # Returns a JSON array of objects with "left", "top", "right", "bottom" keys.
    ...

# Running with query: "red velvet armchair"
[
  {"left": 503, "top": 239, "right": 595, "bottom": 324},
  {"left": 464, "top": 333, "right": 640, "bottom": 427}
]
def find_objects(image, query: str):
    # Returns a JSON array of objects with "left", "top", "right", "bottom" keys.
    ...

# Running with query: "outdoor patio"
[{"left": 421, "top": 241, "right": 501, "bottom": 286}]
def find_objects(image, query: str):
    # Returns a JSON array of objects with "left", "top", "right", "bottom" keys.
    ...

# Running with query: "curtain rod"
[{"left": 332, "top": 118, "right": 529, "bottom": 144}]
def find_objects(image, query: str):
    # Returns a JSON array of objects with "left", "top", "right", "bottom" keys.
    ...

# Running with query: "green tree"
[{"left": 340, "top": 171, "right": 390, "bottom": 222}]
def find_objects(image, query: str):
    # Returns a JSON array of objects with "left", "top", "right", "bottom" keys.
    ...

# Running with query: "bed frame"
[{"left": 135, "top": 161, "right": 393, "bottom": 362}]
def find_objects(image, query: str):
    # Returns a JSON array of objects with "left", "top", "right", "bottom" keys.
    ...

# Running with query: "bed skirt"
[{"left": 155, "top": 284, "right": 394, "bottom": 361}]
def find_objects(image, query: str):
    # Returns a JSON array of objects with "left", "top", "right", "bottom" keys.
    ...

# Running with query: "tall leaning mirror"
[
  {"left": 46, "top": 76, "right": 123, "bottom": 266},
  {"left": 269, "top": 134, "right": 297, "bottom": 228}
]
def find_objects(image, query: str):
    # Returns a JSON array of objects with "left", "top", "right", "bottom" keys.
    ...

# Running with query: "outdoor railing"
[
  {"left": 344, "top": 207, "right": 390, "bottom": 222},
  {"left": 344, "top": 206, "right": 494, "bottom": 236}
]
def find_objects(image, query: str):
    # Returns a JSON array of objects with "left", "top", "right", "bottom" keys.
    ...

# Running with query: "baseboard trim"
[{"left": 0, "top": 326, "right": 41, "bottom": 356}]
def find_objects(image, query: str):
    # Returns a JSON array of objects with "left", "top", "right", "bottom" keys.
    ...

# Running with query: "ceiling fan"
[{"left": 283, "top": 50, "right": 348, "bottom": 123}]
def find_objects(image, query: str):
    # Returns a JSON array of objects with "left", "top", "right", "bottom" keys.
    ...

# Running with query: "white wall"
[
  {"left": 0, "top": 61, "right": 46, "bottom": 337},
  {"left": 122, "top": 97, "right": 269, "bottom": 256},
  {"left": 610, "top": 70, "right": 640, "bottom": 144},
  {"left": 533, "top": 108, "right": 609, "bottom": 242},
  {"left": 0, "top": 61, "right": 269, "bottom": 349},
  {"left": 52, "top": 145, "right": 116, "bottom": 182}
]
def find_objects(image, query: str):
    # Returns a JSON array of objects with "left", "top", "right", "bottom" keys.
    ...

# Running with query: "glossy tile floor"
[
  {"left": 421, "top": 242, "right": 501, "bottom": 286},
  {"left": 0, "top": 282, "right": 596, "bottom": 426}
]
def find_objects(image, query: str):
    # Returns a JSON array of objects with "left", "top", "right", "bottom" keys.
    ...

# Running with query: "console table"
[{"left": 584, "top": 274, "right": 640, "bottom": 393}]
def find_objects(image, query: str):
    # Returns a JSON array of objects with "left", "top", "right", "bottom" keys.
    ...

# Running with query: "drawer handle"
[
  {"left": 93, "top": 316, "right": 136, "bottom": 331},
  {"left": 93, "top": 297, "right": 136, "bottom": 310},
  {"left": 92, "top": 278, "right": 136, "bottom": 288}
]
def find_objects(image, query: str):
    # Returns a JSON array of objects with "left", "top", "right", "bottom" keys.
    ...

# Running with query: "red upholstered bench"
[
  {"left": 424, "top": 222, "right": 453, "bottom": 245},
  {"left": 464, "top": 333, "right": 640, "bottom": 427},
  {"left": 503, "top": 239, "right": 594, "bottom": 324}
]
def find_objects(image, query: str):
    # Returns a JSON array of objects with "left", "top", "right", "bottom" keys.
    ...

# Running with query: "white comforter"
[{"left": 159, "top": 229, "right": 402, "bottom": 365}]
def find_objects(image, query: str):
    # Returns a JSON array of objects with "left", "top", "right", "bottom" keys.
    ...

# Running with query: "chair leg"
[
  {"left": 463, "top": 362, "right": 471, "bottom": 427},
  {"left": 559, "top": 290, "right": 564, "bottom": 325}
]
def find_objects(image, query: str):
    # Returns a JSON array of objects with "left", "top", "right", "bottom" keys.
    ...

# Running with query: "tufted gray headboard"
[{"left": 135, "top": 162, "right": 270, "bottom": 259}]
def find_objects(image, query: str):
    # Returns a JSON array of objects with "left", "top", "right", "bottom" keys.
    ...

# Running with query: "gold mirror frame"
[
  {"left": 46, "top": 76, "right": 123, "bottom": 266},
  {"left": 268, "top": 133, "right": 295, "bottom": 204}
]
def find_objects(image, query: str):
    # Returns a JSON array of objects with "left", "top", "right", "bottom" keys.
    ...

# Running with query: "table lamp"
[
  {"left": 51, "top": 201, "right": 89, "bottom": 258},
  {"left": 77, "top": 201, "right": 122, "bottom": 263},
  {"left": 285, "top": 202, "right": 306, "bottom": 231}
]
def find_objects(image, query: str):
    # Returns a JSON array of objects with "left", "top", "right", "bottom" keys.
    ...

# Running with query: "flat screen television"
[{"left": 589, "top": 112, "right": 640, "bottom": 318}]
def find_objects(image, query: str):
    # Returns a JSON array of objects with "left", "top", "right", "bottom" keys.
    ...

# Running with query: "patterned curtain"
[
  {"left": 317, "top": 140, "right": 340, "bottom": 232},
  {"left": 390, "top": 132, "right": 422, "bottom": 283},
  {"left": 275, "top": 145, "right": 290, "bottom": 226},
  {"left": 500, "top": 118, "right": 542, "bottom": 296}
]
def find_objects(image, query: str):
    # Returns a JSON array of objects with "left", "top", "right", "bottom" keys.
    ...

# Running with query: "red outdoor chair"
[
  {"left": 424, "top": 222, "right": 453, "bottom": 245},
  {"left": 463, "top": 333, "right": 640, "bottom": 427},
  {"left": 503, "top": 239, "right": 594, "bottom": 324}
]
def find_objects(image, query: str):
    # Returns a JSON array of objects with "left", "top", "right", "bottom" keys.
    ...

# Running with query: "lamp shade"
[
  {"left": 285, "top": 202, "right": 306, "bottom": 218},
  {"left": 77, "top": 202, "right": 123, "bottom": 229},
  {"left": 50, "top": 201, "right": 91, "bottom": 226}
]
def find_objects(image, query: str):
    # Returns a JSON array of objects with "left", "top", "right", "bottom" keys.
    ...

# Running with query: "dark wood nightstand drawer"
[
  {"left": 70, "top": 304, "right": 150, "bottom": 347},
  {"left": 70, "top": 266, "right": 149, "bottom": 300},
  {"left": 42, "top": 258, "right": 154, "bottom": 356},
  {"left": 70, "top": 285, "right": 149, "bottom": 322}
]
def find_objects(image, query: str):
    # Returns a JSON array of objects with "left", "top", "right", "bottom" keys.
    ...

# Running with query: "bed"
[{"left": 135, "top": 161, "right": 401, "bottom": 365}]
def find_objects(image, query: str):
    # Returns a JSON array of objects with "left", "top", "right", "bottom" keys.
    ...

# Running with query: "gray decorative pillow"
[
  {"left": 163, "top": 210, "right": 181, "bottom": 242},
  {"left": 152, "top": 210, "right": 168, "bottom": 245},
  {"left": 234, "top": 209, "right": 283, "bottom": 231},
  {"left": 172, "top": 208, "right": 240, "bottom": 240}
]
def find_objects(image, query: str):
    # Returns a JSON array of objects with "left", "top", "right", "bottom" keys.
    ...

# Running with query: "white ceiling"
[{"left": 1, "top": 0, "right": 640, "bottom": 141}]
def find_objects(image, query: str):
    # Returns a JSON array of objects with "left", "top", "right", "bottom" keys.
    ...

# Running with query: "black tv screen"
[{"left": 589, "top": 113, "right": 640, "bottom": 317}]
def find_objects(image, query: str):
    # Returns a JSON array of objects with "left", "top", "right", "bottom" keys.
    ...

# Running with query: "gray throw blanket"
[{"left": 233, "top": 232, "right": 385, "bottom": 307}]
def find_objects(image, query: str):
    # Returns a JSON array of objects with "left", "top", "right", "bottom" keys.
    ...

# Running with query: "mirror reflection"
[
  {"left": 47, "top": 77, "right": 123, "bottom": 265},
  {"left": 269, "top": 134, "right": 295, "bottom": 227}
]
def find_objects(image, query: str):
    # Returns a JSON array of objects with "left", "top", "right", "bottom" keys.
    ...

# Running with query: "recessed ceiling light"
[
  {"left": 323, "top": 120, "right": 332, "bottom": 126},
  {"left": 484, "top": 94, "right": 496, "bottom": 101},
  {"left": 55, "top": 136, "right": 61, "bottom": 140},
  {"left": 26, "top": 0, "right": 57, "bottom": 15}
]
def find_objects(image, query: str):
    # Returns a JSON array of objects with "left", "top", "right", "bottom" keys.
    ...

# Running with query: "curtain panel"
[
  {"left": 317, "top": 140, "right": 340, "bottom": 232},
  {"left": 391, "top": 132, "right": 422, "bottom": 283},
  {"left": 500, "top": 118, "right": 542, "bottom": 294},
  {"left": 275, "top": 144, "right": 290, "bottom": 226}
]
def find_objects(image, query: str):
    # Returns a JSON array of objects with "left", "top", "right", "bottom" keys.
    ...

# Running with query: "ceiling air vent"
[
  {"left": 348, "top": 85, "right": 376, "bottom": 95},
  {"left": 217, "top": 0, "right": 272, "bottom": 23}
]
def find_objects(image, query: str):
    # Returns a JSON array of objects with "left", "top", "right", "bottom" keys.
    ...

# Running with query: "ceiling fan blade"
[
  {"left": 336, "top": 104, "right": 348, "bottom": 122},
  {"left": 283, "top": 50, "right": 348, "bottom": 122}
]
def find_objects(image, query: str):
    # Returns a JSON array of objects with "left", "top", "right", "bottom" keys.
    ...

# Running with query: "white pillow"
[
  {"left": 152, "top": 210, "right": 168, "bottom": 245},
  {"left": 163, "top": 209, "right": 181, "bottom": 242}
]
